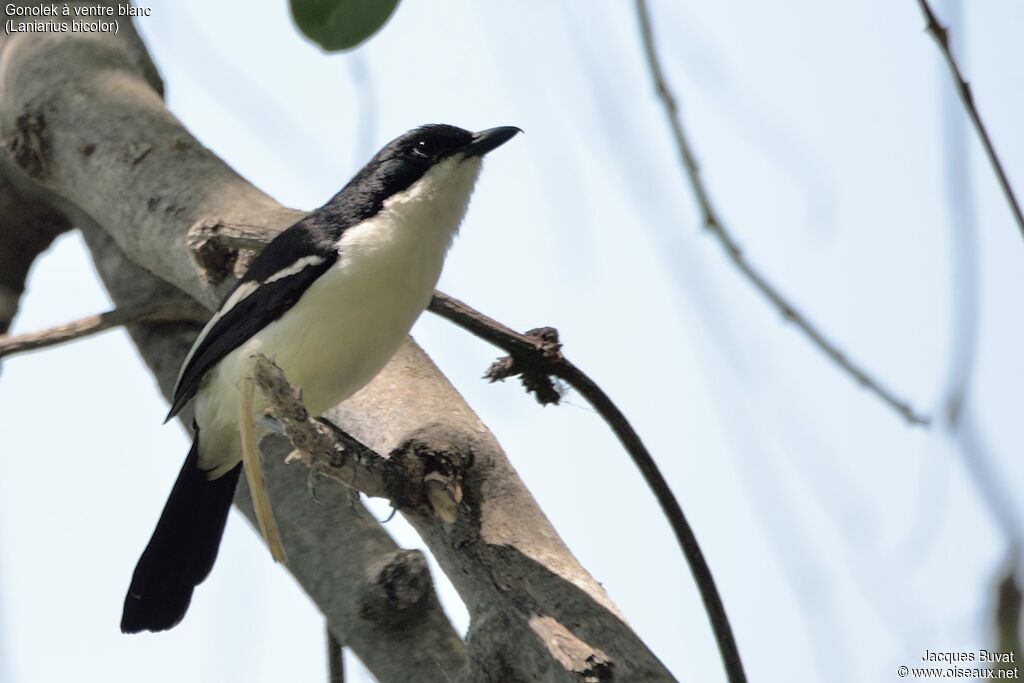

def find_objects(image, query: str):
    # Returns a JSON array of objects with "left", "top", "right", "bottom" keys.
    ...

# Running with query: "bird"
[{"left": 121, "top": 123, "right": 521, "bottom": 634}]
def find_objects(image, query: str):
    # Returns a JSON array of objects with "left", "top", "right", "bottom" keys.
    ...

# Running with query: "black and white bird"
[{"left": 121, "top": 123, "right": 520, "bottom": 633}]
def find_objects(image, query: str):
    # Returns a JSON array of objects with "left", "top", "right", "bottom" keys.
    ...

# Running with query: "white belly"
[{"left": 195, "top": 236, "right": 442, "bottom": 475}]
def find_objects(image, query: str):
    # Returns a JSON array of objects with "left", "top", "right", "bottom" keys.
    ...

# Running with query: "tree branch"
[
  {"left": 993, "top": 559, "right": 1023, "bottom": 668},
  {"left": 327, "top": 627, "right": 346, "bottom": 683},
  {"left": 0, "top": 162, "right": 70, "bottom": 335},
  {"left": 0, "top": 302, "right": 207, "bottom": 359},
  {"left": 933, "top": 19, "right": 1022, "bottom": 658},
  {"left": 429, "top": 292, "right": 746, "bottom": 683},
  {"left": 251, "top": 353, "right": 474, "bottom": 530},
  {"left": 249, "top": 353, "right": 392, "bottom": 500},
  {"left": 633, "top": 0, "right": 929, "bottom": 427},
  {"left": 915, "top": 0, "right": 1024, "bottom": 244},
  {"left": 251, "top": 342, "right": 678, "bottom": 681},
  {"left": 239, "top": 356, "right": 288, "bottom": 564}
]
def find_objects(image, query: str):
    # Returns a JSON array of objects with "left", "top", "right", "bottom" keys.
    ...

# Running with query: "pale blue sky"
[{"left": 1, "top": 1, "right": 1022, "bottom": 681}]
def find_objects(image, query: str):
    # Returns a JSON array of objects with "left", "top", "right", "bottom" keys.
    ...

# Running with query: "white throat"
[
  {"left": 335, "top": 154, "right": 482, "bottom": 282},
  {"left": 379, "top": 154, "right": 483, "bottom": 251}
]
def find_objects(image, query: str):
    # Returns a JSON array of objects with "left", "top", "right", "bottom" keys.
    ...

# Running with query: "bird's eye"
[{"left": 412, "top": 140, "right": 431, "bottom": 158}]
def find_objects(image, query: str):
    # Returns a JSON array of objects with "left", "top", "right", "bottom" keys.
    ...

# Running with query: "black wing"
[{"left": 166, "top": 225, "right": 337, "bottom": 420}]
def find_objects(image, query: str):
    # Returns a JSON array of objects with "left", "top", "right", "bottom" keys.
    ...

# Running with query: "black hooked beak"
[{"left": 462, "top": 126, "right": 522, "bottom": 158}]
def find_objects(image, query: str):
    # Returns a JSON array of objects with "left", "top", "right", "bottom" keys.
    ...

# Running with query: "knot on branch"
[
  {"left": 7, "top": 111, "right": 49, "bottom": 178},
  {"left": 392, "top": 426, "right": 474, "bottom": 525},
  {"left": 484, "top": 326, "right": 566, "bottom": 406},
  {"left": 579, "top": 654, "right": 615, "bottom": 683},
  {"left": 185, "top": 219, "right": 272, "bottom": 285},
  {"left": 358, "top": 549, "right": 432, "bottom": 626},
  {"left": 528, "top": 615, "right": 615, "bottom": 682}
]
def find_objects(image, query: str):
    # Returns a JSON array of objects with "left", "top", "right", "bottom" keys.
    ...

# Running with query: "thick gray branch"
[
  {"left": 0, "top": 302, "right": 208, "bottom": 358},
  {"left": 0, "top": 165, "right": 69, "bottom": 334}
]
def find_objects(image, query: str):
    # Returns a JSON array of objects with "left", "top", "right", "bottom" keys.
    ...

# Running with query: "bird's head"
[
  {"left": 324, "top": 124, "right": 521, "bottom": 227},
  {"left": 382, "top": 123, "right": 521, "bottom": 168}
]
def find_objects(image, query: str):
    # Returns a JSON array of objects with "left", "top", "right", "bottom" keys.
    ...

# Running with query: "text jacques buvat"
[{"left": 4, "top": 3, "right": 151, "bottom": 35}]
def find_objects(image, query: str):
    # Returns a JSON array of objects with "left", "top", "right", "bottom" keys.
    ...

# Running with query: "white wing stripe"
[
  {"left": 264, "top": 255, "right": 326, "bottom": 284},
  {"left": 172, "top": 280, "right": 258, "bottom": 394},
  {"left": 171, "top": 256, "right": 326, "bottom": 396}
]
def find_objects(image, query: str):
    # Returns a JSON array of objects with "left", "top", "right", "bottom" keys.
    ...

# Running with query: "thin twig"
[
  {"left": 0, "top": 302, "right": 207, "bottom": 359},
  {"left": 249, "top": 353, "right": 393, "bottom": 500},
  {"left": 994, "top": 560, "right": 1023, "bottom": 665},
  {"left": 934, "top": 16, "right": 1023, "bottom": 657},
  {"left": 239, "top": 356, "right": 288, "bottom": 564},
  {"left": 327, "top": 626, "right": 345, "bottom": 683},
  {"left": 633, "top": 0, "right": 929, "bottom": 427},
  {"left": 428, "top": 291, "right": 747, "bottom": 683},
  {"left": 916, "top": 0, "right": 1024, "bottom": 243}
]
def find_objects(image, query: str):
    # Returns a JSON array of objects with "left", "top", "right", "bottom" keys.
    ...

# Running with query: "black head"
[
  {"left": 384, "top": 124, "right": 476, "bottom": 167},
  {"left": 316, "top": 124, "right": 521, "bottom": 232},
  {"left": 376, "top": 123, "right": 521, "bottom": 164}
]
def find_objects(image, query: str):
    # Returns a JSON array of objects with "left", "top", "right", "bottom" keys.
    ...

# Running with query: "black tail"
[{"left": 121, "top": 435, "right": 242, "bottom": 633}]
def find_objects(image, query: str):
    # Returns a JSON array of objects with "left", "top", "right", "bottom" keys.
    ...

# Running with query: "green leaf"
[{"left": 290, "top": 0, "right": 400, "bottom": 52}]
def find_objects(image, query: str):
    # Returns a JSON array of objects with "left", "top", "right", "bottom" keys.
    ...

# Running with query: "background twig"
[
  {"left": 0, "top": 302, "right": 207, "bottom": 359},
  {"left": 428, "top": 291, "right": 748, "bottom": 683},
  {"left": 916, "top": 0, "right": 1024, "bottom": 243},
  {"left": 933, "top": 10, "right": 1021, "bottom": 658},
  {"left": 633, "top": 0, "right": 929, "bottom": 426},
  {"left": 327, "top": 627, "right": 345, "bottom": 683}
]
